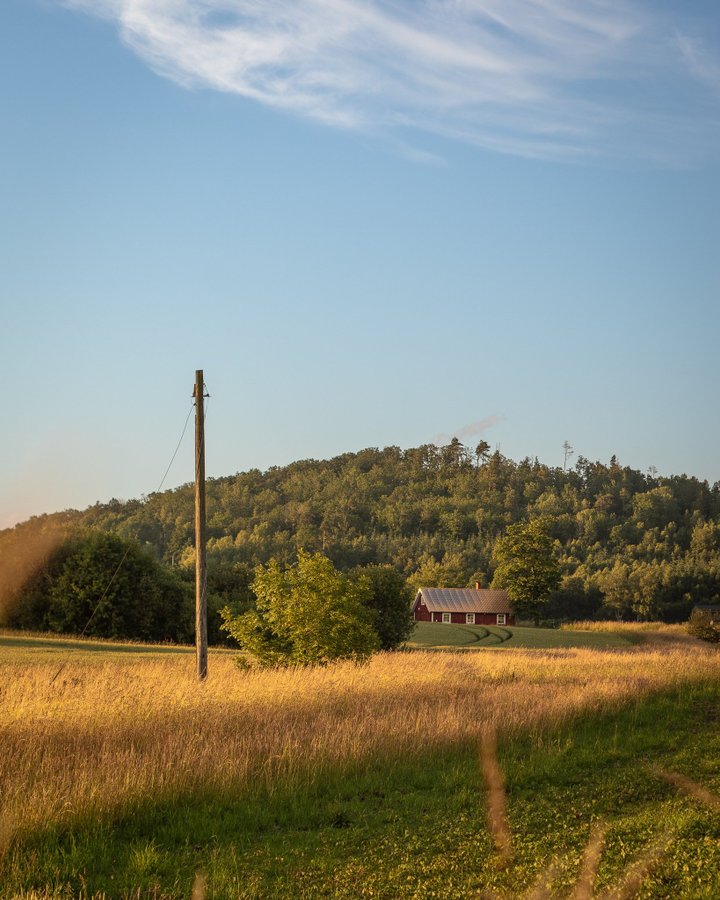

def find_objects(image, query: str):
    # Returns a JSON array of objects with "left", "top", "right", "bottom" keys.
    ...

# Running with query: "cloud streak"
[
  {"left": 62, "top": 0, "right": 720, "bottom": 162},
  {"left": 433, "top": 413, "right": 504, "bottom": 446}
]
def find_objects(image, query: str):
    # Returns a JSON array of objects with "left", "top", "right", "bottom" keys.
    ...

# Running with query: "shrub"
[
  {"left": 687, "top": 608, "right": 720, "bottom": 643},
  {"left": 221, "top": 551, "right": 379, "bottom": 667}
]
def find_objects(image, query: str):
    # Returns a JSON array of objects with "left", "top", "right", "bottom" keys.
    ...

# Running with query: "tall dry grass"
[
  {"left": 2, "top": 642, "right": 720, "bottom": 847},
  {"left": 561, "top": 620, "right": 688, "bottom": 637},
  {"left": 480, "top": 729, "right": 513, "bottom": 866}
]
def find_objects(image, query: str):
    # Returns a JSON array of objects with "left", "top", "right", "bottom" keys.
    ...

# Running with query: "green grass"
[
  {"left": 0, "top": 630, "right": 235, "bottom": 662},
  {"left": 407, "top": 621, "right": 631, "bottom": 650},
  {"left": 4, "top": 681, "right": 720, "bottom": 898}
]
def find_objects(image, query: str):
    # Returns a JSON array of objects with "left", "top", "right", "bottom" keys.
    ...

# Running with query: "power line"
[
  {"left": 50, "top": 400, "right": 197, "bottom": 684},
  {"left": 156, "top": 403, "right": 194, "bottom": 494}
]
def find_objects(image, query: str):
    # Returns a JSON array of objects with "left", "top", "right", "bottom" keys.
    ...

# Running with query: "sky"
[{"left": 1, "top": 0, "right": 719, "bottom": 529}]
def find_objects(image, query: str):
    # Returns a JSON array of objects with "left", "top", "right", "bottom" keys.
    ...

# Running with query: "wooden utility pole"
[{"left": 194, "top": 369, "right": 208, "bottom": 680}]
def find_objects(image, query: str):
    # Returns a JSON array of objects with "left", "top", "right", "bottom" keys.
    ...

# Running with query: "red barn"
[{"left": 413, "top": 585, "right": 515, "bottom": 626}]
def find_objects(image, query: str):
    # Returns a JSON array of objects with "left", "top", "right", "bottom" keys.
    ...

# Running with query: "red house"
[{"left": 413, "top": 584, "right": 515, "bottom": 626}]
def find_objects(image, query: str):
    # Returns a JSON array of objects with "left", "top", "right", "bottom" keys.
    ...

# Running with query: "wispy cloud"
[
  {"left": 434, "top": 413, "right": 504, "bottom": 446},
  {"left": 61, "top": 0, "right": 720, "bottom": 162},
  {"left": 676, "top": 31, "right": 720, "bottom": 94}
]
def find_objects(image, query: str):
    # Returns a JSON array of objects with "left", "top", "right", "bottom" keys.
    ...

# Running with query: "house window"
[
  {"left": 496, "top": 614, "right": 506, "bottom": 625},
  {"left": 466, "top": 613, "right": 475, "bottom": 624},
  {"left": 442, "top": 613, "right": 451, "bottom": 624}
]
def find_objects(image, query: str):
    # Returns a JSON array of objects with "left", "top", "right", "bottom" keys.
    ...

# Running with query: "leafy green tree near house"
[
  {"left": 221, "top": 551, "right": 379, "bottom": 667},
  {"left": 491, "top": 518, "right": 561, "bottom": 624}
]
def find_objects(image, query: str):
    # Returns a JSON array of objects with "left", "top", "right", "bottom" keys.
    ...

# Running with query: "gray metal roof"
[{"left": 416, "top": 587, "right": 512, "bottom": 614}]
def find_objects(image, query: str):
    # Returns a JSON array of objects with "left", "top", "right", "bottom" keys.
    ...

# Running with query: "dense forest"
[{"left": 2, "top": 441, "right": 720, "bottom": 628}]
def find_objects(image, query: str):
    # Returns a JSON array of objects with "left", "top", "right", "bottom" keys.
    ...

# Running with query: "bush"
[
  {"left": 687, "top": 608, "right": 720, "bottom": 643},
  {"left": 221, "top": 551, "right": 379, "bottom": 667}
]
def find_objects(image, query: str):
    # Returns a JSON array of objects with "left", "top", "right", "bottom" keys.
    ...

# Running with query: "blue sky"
[{"left": 1, "top": 0, "right": 719, "bottom": 528}]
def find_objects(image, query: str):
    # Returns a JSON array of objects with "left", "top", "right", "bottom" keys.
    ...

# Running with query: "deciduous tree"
[
  {"left": 7, "top": 531, "right": 192, "bottom": 642},
  {"left": 491, "top": 518, "right": 561, "bottom": 624},
  {"left": 356, "top": 564, "right": 414, "bottom": 650}
]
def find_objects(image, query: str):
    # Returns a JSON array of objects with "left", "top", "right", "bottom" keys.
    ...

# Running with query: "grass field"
[
  {"left": 0, "top": 629, "right": 241, "bottom": 665},
  {"left": 0, "top": 629, "right": 196, "bottom": 660},
  {"left": 2, "top": 627, "right": 719, "bottom": 898},
  {"left": 406, "top": 621, "right": 634, "bottom": 649}
]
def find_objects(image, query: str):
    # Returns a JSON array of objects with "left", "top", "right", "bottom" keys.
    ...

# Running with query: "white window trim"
[
  {"left": 442, "top": 612, "right": 451, "bottom": 624},
  {"left": 496, "top": 614, "right": 506, "bottom": 625},
  {"left": 466, "top": 613, "right": 475, "bottom": 624}
]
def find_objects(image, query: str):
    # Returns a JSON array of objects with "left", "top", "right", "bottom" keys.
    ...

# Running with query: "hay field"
[
  {"left": 561, "top": 620, "right": 689, "bottom": 637},
  {"left": 2, "top": 635, "right": 719, "bottom": 852}
]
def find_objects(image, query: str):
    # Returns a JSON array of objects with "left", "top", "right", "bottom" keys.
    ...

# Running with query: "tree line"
[{"left": 2, "top": 441, "right": 719, "bottom": 640}]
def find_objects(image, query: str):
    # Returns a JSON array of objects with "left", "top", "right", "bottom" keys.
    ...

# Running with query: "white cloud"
[{"left": 61, "top": 0, "right": 720, "bottom": 162}]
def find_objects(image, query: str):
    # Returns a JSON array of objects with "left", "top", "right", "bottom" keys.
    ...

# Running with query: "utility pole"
[{"left": 194, "top": 369, "right": 208, "bottom": 680}]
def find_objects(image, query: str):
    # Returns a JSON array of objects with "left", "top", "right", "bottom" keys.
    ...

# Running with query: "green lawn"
[{"left": 406, "top": 621, "right": 631, "bottom": 650}]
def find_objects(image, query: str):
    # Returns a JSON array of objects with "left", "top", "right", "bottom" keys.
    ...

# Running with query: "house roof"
[{"left": 416, "top": 587, "right": 512, "bottom": 614}]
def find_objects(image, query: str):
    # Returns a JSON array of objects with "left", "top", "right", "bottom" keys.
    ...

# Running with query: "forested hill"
[{"left": 3, "top": 442, "right": 720, "bottom": 622}]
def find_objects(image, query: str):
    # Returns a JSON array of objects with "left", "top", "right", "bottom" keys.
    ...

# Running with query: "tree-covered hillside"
[{"left": 2, "top": 441, "right": 720, "bottom": 624}]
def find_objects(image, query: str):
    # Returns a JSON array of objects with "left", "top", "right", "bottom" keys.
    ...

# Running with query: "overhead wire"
[
  {"left": 50, "top": 397, "right": 200, "bottom": 684},
  {"left": 156, "top": 403, "right": 194, "bottom": 495}
]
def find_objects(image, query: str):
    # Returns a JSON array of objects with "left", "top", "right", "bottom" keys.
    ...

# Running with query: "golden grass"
[
  {"left": 480, "top": 730, "right": 513, "bottom": 866},
  {"left": 596, "top": 829, "right": 673, "bottom": 900},
  {"left": 654, "top": 769, "right": 720, "bottom": 813},
  {"left": 2, "top": 641, "right": 720, "bottom": 848},
  {"left": 572, "top": 822, "right": 606, "bottom": 900},
  {"left": 561, "top": 620, "right": 688, "bottom": 637}
]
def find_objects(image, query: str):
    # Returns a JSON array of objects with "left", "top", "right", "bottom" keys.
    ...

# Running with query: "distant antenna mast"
[{"left": 194, "top": 369, "right": 208, "bottom": 680}]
